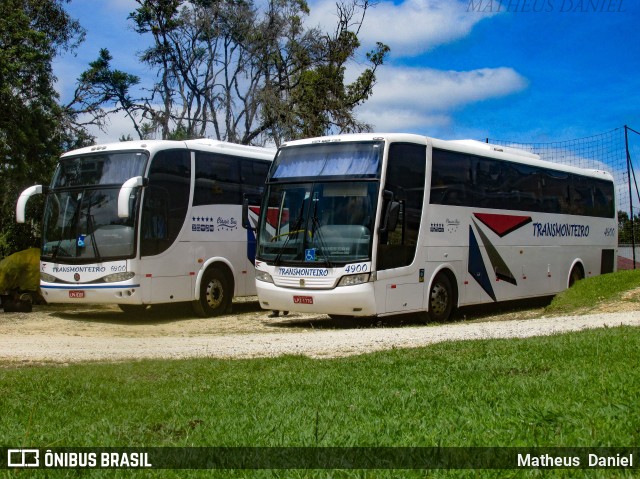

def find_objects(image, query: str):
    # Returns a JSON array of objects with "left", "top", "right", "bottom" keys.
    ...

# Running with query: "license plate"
[
  {"left": 69, "top": 290, "right": 85, "bottom": 299},
  {"left": 293, "top": 295, "right": 313, "bottom": 304}
]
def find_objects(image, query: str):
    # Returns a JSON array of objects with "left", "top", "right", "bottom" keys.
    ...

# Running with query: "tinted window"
[
  {"left": 271, "top": 142, "right": 383, "bottom": 180},
  {"left": 194, "top": 152, "right": 241, "bottom": 205},
  {"left": 430, "top": 148, "right": 614, "bottom": 218},
  {"left": 378, "top": 143, "right": 426, "bottom": 270},
  {"left": 53, "top": 152, "right": 148, "bottom": 187},
  {"left": 141, "top": 150, "right": 191, "bottom": 256},
  {"left": 241, "top": 159, "right": 270, "bottom": 197},
  {"left": 195, "top": 153, "right": 270, "bottom": 205}
]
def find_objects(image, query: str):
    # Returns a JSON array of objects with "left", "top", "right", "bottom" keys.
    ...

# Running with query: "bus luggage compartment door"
[{"left": 385, "top": 282, "right": 424, "bottom": 313}]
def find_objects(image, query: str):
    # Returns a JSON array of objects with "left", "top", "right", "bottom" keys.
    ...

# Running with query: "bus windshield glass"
[
  {"left": 270, "top": 141, "right": 383, "bottom": 180},
  {"left": 257, "top": 181, "right": 378, "bottom": 265},
  {"left": 52, "top": 151, "right": 148, "bottom": 187},
  {"left": 42, "top": 152, "right": 148, "bottom": 262}
]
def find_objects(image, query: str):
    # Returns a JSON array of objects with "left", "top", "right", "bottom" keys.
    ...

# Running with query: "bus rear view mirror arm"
[
  {"left": 118, "top": 176, "right": 148, "bottom": 219},
  {"left": 16, "top": 185, "right": 48, "bottom": 223},
  {"left": 379, "top": 190, "right": 400, "bottom": 234},
  {"left": 242, "top": 193, "right": 261, "bottom": 230}
]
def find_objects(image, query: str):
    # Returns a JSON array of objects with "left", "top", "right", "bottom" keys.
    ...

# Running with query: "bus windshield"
[
  {"left": 42, "top": 152, "right": 148, "bottom": 262},
  {"left": 257, "top": 181, "right": 378, "bottom": 265},
  {"left": 270, "top": 141, "right": 383, "bottom": 180}
]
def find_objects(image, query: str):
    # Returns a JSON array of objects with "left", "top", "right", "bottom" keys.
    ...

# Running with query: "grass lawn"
[
  {"left": 2, "top": 328, "right": 639, "bottom": 477},
  {"left": 1, "top": 270, "right": 639, "bottom": 477}
]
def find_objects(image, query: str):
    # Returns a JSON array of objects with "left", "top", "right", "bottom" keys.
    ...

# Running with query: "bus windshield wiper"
[
  {"left": 86, "top": 197, "right": 102, "bottom": 262},
  {"left": 310, "top": 195, "right": 333, "bottom": 268},
  {"left": 52, "top": 196, "right": 78, "bottom": 260},
  {"left": 310, "top": 216, "right": 333, "bottom": 268},
  {"left": 274, "top": 213, "right": 304, "bottom": 266}
]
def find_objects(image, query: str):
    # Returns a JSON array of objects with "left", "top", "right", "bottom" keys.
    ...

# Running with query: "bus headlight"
[
  {"left": 103, "top": 272, "right": 136, "bottom": 283},
  {"left": 41, "top": 272, "right": 56, "bottom": 283},
  {"left": 255, "top": 270, "right": 274, "bottom": 283},
  {"left": 337, "top": 273, "right": 370, "bottom": 287}
]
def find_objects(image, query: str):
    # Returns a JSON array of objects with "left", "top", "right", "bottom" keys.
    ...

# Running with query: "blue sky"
[{"left": 55, "top": 0, "right": 640, "bottom": 146}]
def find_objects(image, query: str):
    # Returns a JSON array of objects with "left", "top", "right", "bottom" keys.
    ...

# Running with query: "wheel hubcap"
[
  {"left": 430, "top": 283, "right": 448, "bottom": 316},
  {"left": 205, "top": 279, "right": 223, "bottom": 309}
]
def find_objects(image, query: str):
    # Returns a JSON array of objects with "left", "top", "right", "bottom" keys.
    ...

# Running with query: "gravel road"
[{"left": 1, "top": 299, "right": 639, "bottom": 364}]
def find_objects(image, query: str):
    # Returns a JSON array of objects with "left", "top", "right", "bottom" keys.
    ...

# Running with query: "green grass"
[
  {"left": 2, "top": 270, "right": 640, "bottom": 477},
  {"left": 1, "top": 327, "right": 639, "bottom": 477},
  {"left": 545, "top": 269, "right": 640, "bottom": 315}
]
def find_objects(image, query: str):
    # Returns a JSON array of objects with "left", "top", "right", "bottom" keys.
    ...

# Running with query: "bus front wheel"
[
  {"left": 428, "top": 273, "right": 455, "bottom": 322},
  {"left": 193, "top": 268, "right": 231, "bottom": 317},
  {"left": 568, "top": 264, "right": 584, "bottom": 287}
]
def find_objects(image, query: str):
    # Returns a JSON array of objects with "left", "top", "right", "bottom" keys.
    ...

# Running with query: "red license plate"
[
  {"left": 69, "top": 290, "right": 85, "bottom": 299},
  {"left": 293, "top": 295, "right": 313, "bottom": 304}
]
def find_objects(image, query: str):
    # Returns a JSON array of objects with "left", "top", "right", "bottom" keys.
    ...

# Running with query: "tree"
[
  {"left": 76, "top": 0, "right": 388, "bottom": 145},
  {"left": 618, "top": 210, "right": 640, "bottom": 245},
  {"left": 64, "top": 48, "right": 142, "bottom": 140},
  {"left": 0, "top": 0, "right": 86, "bottom": 256}
]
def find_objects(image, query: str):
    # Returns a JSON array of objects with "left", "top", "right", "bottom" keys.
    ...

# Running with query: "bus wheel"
[
  {"left": 428, "top": 273, "right": 455, "bottom": 322},
  {"left": 118, "top": 304, "right": 149, "bottom": 314},
  {"left": 193, "top": 268, "right": 231, "bottom": 317},
  {"left": 569, "top": 264, "right": 584, "bottom": 287}
]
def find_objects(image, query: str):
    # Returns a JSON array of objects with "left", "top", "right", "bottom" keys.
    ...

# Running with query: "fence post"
[{"left": 625, "top": 125, "right": 636, "bottom": 269}]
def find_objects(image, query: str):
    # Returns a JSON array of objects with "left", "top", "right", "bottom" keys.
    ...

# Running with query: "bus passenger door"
[
  {"left": 139, "top": 149, "right": 192, "bottom": 303},
  {"left": 375, "top": 143, "right": 427, "bottom": 314}
]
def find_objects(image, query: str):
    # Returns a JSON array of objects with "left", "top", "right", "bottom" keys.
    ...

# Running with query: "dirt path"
[{"left": 1, "top": 298, "right": 639, "bottom": 364}]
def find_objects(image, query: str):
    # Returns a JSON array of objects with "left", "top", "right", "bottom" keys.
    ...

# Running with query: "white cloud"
[
  {"left": 355, "top": 65, "right": 528, "bottom": 132},
  {"left": 308, "top": 0, "right": 496, "bottom": 57},
  {"left": 75, "top": 109, "right": 141, "bottom": 145}
]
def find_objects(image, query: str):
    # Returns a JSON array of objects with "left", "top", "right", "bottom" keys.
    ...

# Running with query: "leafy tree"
[
  {"left": 75, "top": 0, "right": 388, "bottom": 145},
  {"left": 618, "top": 210, "right": 640, "bottom": 245},
  {"left": 64, "top": 48, "right": 142, "bottom": 140},
  {"left": 0, "top": 0, "right": 86, "bottom": 256}
]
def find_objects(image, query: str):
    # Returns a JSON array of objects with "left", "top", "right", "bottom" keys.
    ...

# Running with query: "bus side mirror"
[
  {"left": 379, "top": 190, "right": 400, "bottom": 234},
  {"left": 16, "top": 185, "right": 47, "bottom": 223},
  {"left": 118, "top": 176, "right": 148, "bottom": 219},
  {"left": 242, "top": 194, "right": 261, "bottom": 230}
]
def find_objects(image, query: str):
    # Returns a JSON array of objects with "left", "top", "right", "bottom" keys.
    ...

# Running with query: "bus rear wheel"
[
  {"left": 193, "top": 268, "right": 231, "bottom": 317},
  {"left": 428, "top": 273, "right": 455, "bottom": 322}
]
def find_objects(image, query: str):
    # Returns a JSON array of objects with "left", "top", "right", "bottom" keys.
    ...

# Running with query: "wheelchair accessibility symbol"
[{"left": 305, "top": 248, "right": 316, "bottom": 262}]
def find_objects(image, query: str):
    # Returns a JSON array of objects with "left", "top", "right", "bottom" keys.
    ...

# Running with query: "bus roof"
[
  {"left": 61, "top": 139, "right": 276, "bottom": 162},
  {"left": 280, "top": 133, "right": 614, "bottom": 182}
]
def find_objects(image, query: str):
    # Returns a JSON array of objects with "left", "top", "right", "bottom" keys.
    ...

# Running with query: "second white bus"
[
  {"left": 249, "top": 133, "right": 617, "bottom": 320},
  {"left": 17, "top": 139, "right": 275, "bottom": 316}
]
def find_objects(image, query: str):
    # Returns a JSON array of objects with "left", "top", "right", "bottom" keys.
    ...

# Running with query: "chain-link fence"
[{"left": 488, "top": 126, "right": 640, "bottom": 269}]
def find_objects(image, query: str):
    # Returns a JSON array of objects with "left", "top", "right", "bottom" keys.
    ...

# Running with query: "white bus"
[
  {"left": 248, "top": 133, "right": 617, "bottom": 320},
  {"left": 17, "top": 139, "right": 275, "bottom": 316}
]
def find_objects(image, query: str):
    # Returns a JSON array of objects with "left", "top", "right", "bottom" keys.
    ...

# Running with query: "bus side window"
[
  {"left": 241, "top": 159, "right": 270, "bottom": 198},
  {"left": 194, "top": 152, "right": 242, "bottom": 205}
]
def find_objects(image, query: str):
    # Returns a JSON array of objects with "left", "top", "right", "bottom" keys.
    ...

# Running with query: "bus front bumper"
[
  {"left": 255, "top": 281, "right": 377, "bottom": 316},
  {"left": 40, "top": 283, "right": 142, "bottom": 304}
]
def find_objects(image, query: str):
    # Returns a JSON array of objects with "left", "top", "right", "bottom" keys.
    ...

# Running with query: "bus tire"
[
  {"left": 428, "top": 273, "right": 455, "bottom": 322},
  {"left": 193, "top": 267, "right": 231, "bottom": 317},
  {"left": 568, "top": 264, "right": 584, "bottom": 287},
  {"left": 118, "top": 304, "right": 149, "bottom": 314}
]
